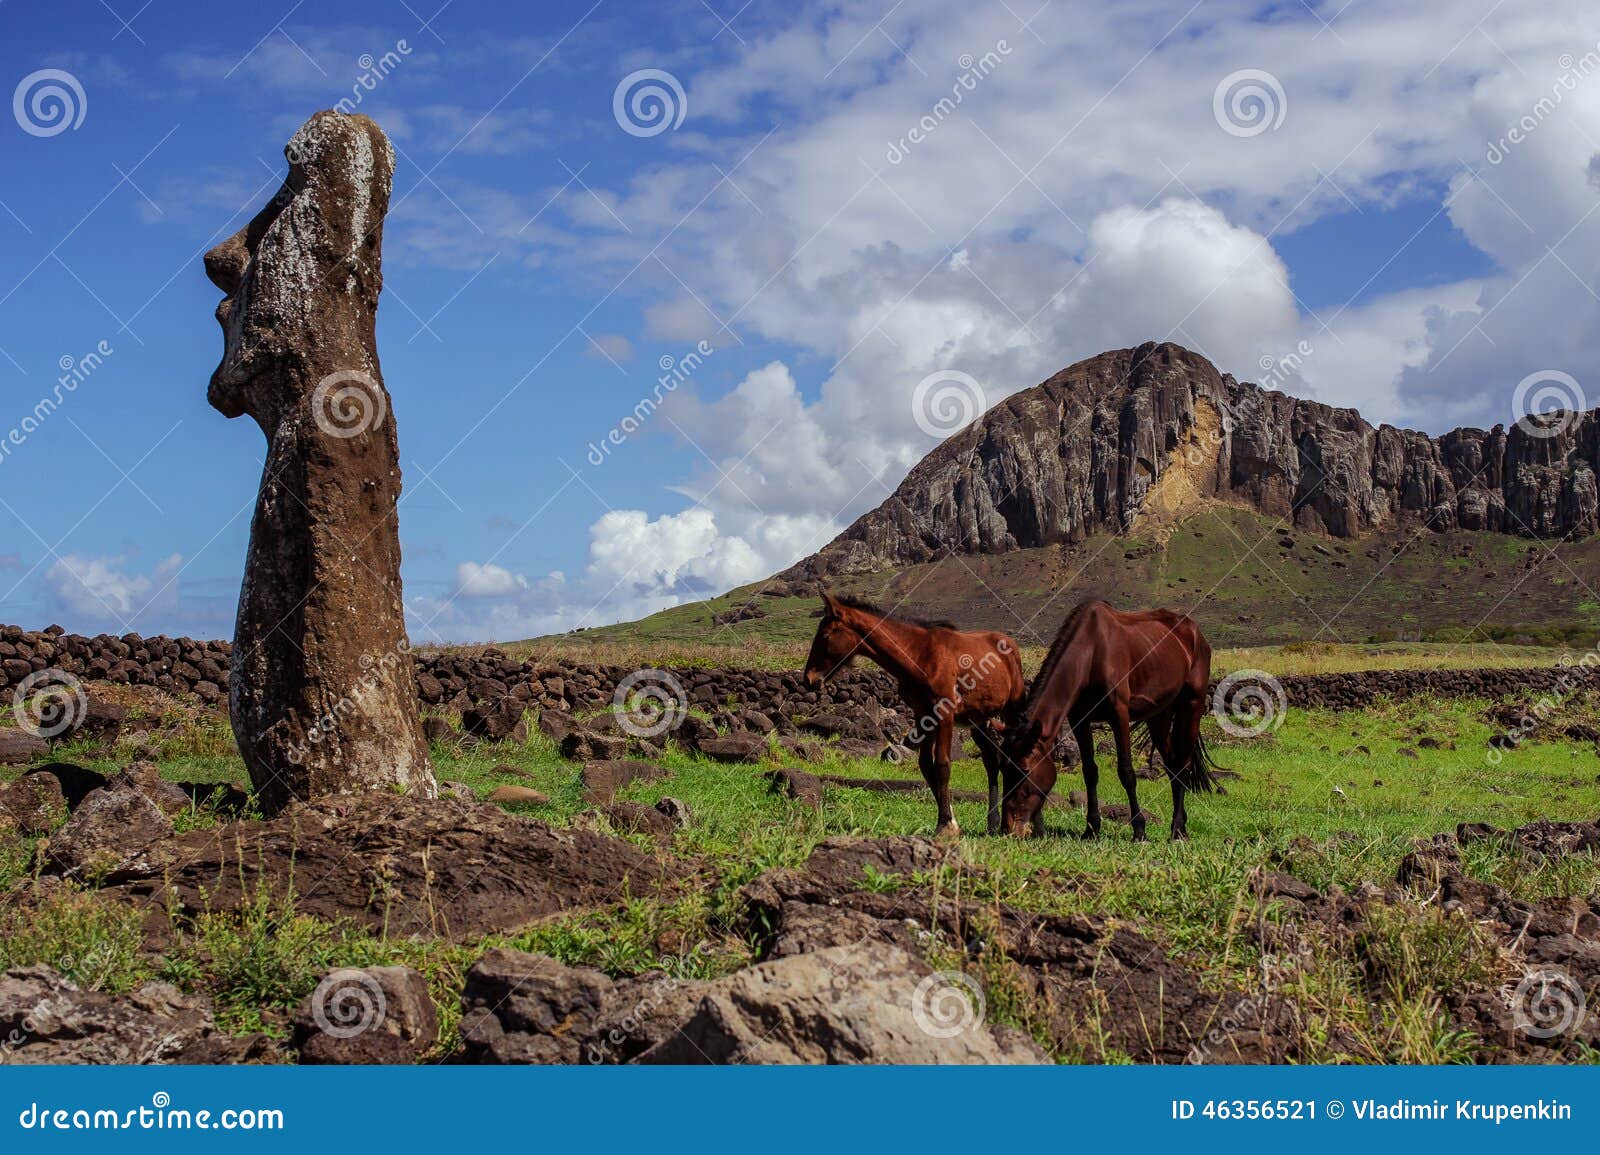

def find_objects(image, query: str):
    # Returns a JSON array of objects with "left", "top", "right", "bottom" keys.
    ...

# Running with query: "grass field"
[{"left": 4, "top": 683, "right": 1598, "bottom": 1062}]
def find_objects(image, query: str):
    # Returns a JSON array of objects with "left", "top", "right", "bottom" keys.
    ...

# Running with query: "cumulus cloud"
[
  {"left": 44, "top": 553, "right": 182, "bottom": 628},
  {"left": 514, "top": 0, "right": 1600, "bottom": 633},
  {"left": 454, "top": 561, "right": 527, "bottom": 598}
]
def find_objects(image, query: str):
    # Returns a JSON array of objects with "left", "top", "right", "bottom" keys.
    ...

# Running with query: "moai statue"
[{"left": 203, "top": 110, "right": 435, "bottom": 812}]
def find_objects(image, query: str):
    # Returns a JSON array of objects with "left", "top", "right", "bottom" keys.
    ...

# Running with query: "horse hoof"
[
  {"left": 1131, "top": 831, "right": 1149, "bottom": 843},
  {"left": 1171, "top": 830, "right": 1189, "bottom": 842},
  {"left": 1079, "top": 827, "right": 1100, "bottom": 841},
  {"left": 935, "top": 823, "right": 961, "bottom": 843}
]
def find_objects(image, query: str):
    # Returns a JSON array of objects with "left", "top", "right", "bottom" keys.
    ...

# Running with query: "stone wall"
[{"left": 0, "top": 625, "right": 1574, "bottom": 721}]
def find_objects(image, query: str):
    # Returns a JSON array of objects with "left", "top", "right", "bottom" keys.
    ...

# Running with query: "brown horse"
[
  {"left": 999, "top": 600, "right": 1217, "bottom": 841},
  {"left": 803, "top": 592, "right": 1027, "bottom": 837}
]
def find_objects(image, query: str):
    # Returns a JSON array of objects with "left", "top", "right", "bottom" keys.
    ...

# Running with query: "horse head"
[
  {"left": 803, "top": 592, "right": 861, "bottom": 687},
  {"left": 999, "top": 715, "right": 1055, "bottom": 837}
]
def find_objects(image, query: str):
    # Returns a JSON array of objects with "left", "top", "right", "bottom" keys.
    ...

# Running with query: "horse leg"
[
  {"left": 1111, "top": 701, "right": 1146, "bottom": 842},
  {"left": 972, "top": 721, "right": 1002, "bottom": 835},
  {"left": 930, "top": 717, "right": 958, "bottom": 838},
  {"left": 1074, "top": 719, "right": 1101, "bottom": 839},
  {"left": 1166, "top": 697, "right": 1203, "bottom": 840}
]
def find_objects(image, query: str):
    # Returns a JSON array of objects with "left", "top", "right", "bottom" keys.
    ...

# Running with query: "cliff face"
[{"left": 788, "top": 342, "right": 1600, "bottom": 578}]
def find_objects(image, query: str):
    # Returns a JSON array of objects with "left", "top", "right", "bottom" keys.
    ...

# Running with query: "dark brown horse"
[
  {"left": 999, "top": 600, "right": 1217, "bottom": 840},
  {"left": 804, "top": 592, "right": 1027, "bottom": 837}
]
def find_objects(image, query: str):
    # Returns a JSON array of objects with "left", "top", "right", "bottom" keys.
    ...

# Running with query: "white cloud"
[
  {"left": 517, "top": 0, "right": 1600, "bottom": 621},
  {"left": 44, "top": 553, "right": 182, "bottom": 626},
  {"left": 454, "top": 561, "right": 526, "bottom": 598}
]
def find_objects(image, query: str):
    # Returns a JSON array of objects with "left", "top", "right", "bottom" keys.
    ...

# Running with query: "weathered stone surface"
[
  {"left": 24, "top": 762, "right": 108, "bottom": 808},
  {"left": 98, "top": 793, "right": 683, "bottom": 940},
  {"left": 785, "top": 341, "right": 1600, "bottom": 578},
  {"left": 106, "top": 762, "right": 193, "bottom": 818},
  {"left": 41, "top": 785, "right": 173, "bottom": 880},
  {"left": 696, "top": 733, "right": 769, "bottom": 764},
  {"left": 580, "top": 759, "right": 668, "bottom": 804},
  {"left": 0, "top": 966, "right": 212, "bottom": 1064},
  {"left": 292, "top": 965, "right": 438, "bottom": 1064},
  {"left": 0, "top": 771, "right": 67, "bottom": 835},
  {"left": 487, "top": 784, "right": 549, "bottom": 807},
  {"left": 637, "top": 942, "right": 1048, "bottom": 1064},
  {"left": 0, "top": 728, "right": 48, "bottom": 765},
  {"left": 459, "top": 949, "right": 613, "bottom": 1064},
  {"left": 462, "top": 698, "right": 527, "bottom": 743},
  {"left": 203, "top": 109, "right": 433, "bottom": 813},
  {"left": 768, "top": 766, "right": 823, "bottom": 810}
]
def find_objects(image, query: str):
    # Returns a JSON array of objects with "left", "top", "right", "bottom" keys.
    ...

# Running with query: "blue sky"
[{"left": 1, "top": 0, "right": 1597, "bottom": 642}]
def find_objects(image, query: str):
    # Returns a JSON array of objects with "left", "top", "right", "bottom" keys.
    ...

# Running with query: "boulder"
[
  {"left": 487, "top": 784, "right": 549, "bottom": 807},
  {"left": 580, "top": 760, "right": 668, "bottom": 805},
  {"left": 202, "top": 110, "right": 435, "bottom": 812},
  {"left": 462, "top": 699, "right": 527, "bottom": 744},
  {"left": 768, "top": 766, "right": 824, "bottom": 810},
  {"left": 0, "top": 771, "right": 68, "bottom": 835},
  {"left": 292, "top": 965, "right": 438, "bottom": 1064},
  {"left": 106, "top": 761, "right": 194, "bottom": 818},
  {"left": 0, "top": 728, "right": 48, "bottom": 766},
  {"left": 41, "top": 785, "right": 173, "bottom": 880},
  {"left": 0, "top": 966, "right": 212, "bottom": 1064},
  {"left": 25, "top": 762, "right": 108, "bottom": 808},
  {"left": 459, "top": 950, "right": 612, "bottom": 1064},
  {"left": 602, "top": 801, "right": 677, "bottom": 841},
  {"left": 637, "top": 943, "right": 1047, "bottom": 1064},
  {"left": 697, "top": 733, "right": 769, "bottom": 764}
]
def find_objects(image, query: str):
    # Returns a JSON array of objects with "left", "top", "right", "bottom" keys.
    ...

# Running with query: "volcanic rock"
[{"left": 203, "top": 109, "right": 434, "bottom": 812}]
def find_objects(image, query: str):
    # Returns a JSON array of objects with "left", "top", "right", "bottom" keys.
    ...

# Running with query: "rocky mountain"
[{"left": 785, "top": 342, "right": 1600, "bottom": 579}]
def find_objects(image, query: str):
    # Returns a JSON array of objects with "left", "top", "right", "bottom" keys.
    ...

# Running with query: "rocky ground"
[{"left": 2, "top": 667, "right": 1598, "bottom": 1065}]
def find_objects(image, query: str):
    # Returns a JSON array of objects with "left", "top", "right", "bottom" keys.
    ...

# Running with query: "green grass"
[{"left": 3, "top": 687, "right": 1597, "bottom": 1063}]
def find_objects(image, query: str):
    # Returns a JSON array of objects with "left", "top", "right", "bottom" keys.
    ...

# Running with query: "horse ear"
[{"left": 820, "top": 589, "right": 839, "bottom": 615}]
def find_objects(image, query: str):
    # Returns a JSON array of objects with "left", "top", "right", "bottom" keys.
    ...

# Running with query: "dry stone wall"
[{"left": 0, "top": 624, "right": 1580, "bottom": 721}]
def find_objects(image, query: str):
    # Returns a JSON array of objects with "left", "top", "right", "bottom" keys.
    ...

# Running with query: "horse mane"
[
  {"left": 1024, "top": 599, "right": 1098, "bottom": 713},
  {"left": 831, "top": 593, "right": 959, "bottom": 631}
]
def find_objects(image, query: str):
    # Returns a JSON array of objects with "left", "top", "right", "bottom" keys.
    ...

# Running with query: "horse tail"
[{"left": 1185, "top": 730, "right": 1226, "bottom": 793}]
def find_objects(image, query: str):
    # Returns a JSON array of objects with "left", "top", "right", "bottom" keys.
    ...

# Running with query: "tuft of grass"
[{"left": 0, "top": 890, "right": 151, "bottom": 993}]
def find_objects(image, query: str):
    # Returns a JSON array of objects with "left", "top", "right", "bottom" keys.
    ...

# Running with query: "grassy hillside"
[{"left": 515, "top": 506, "right": 1599, "bottom": 672}]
